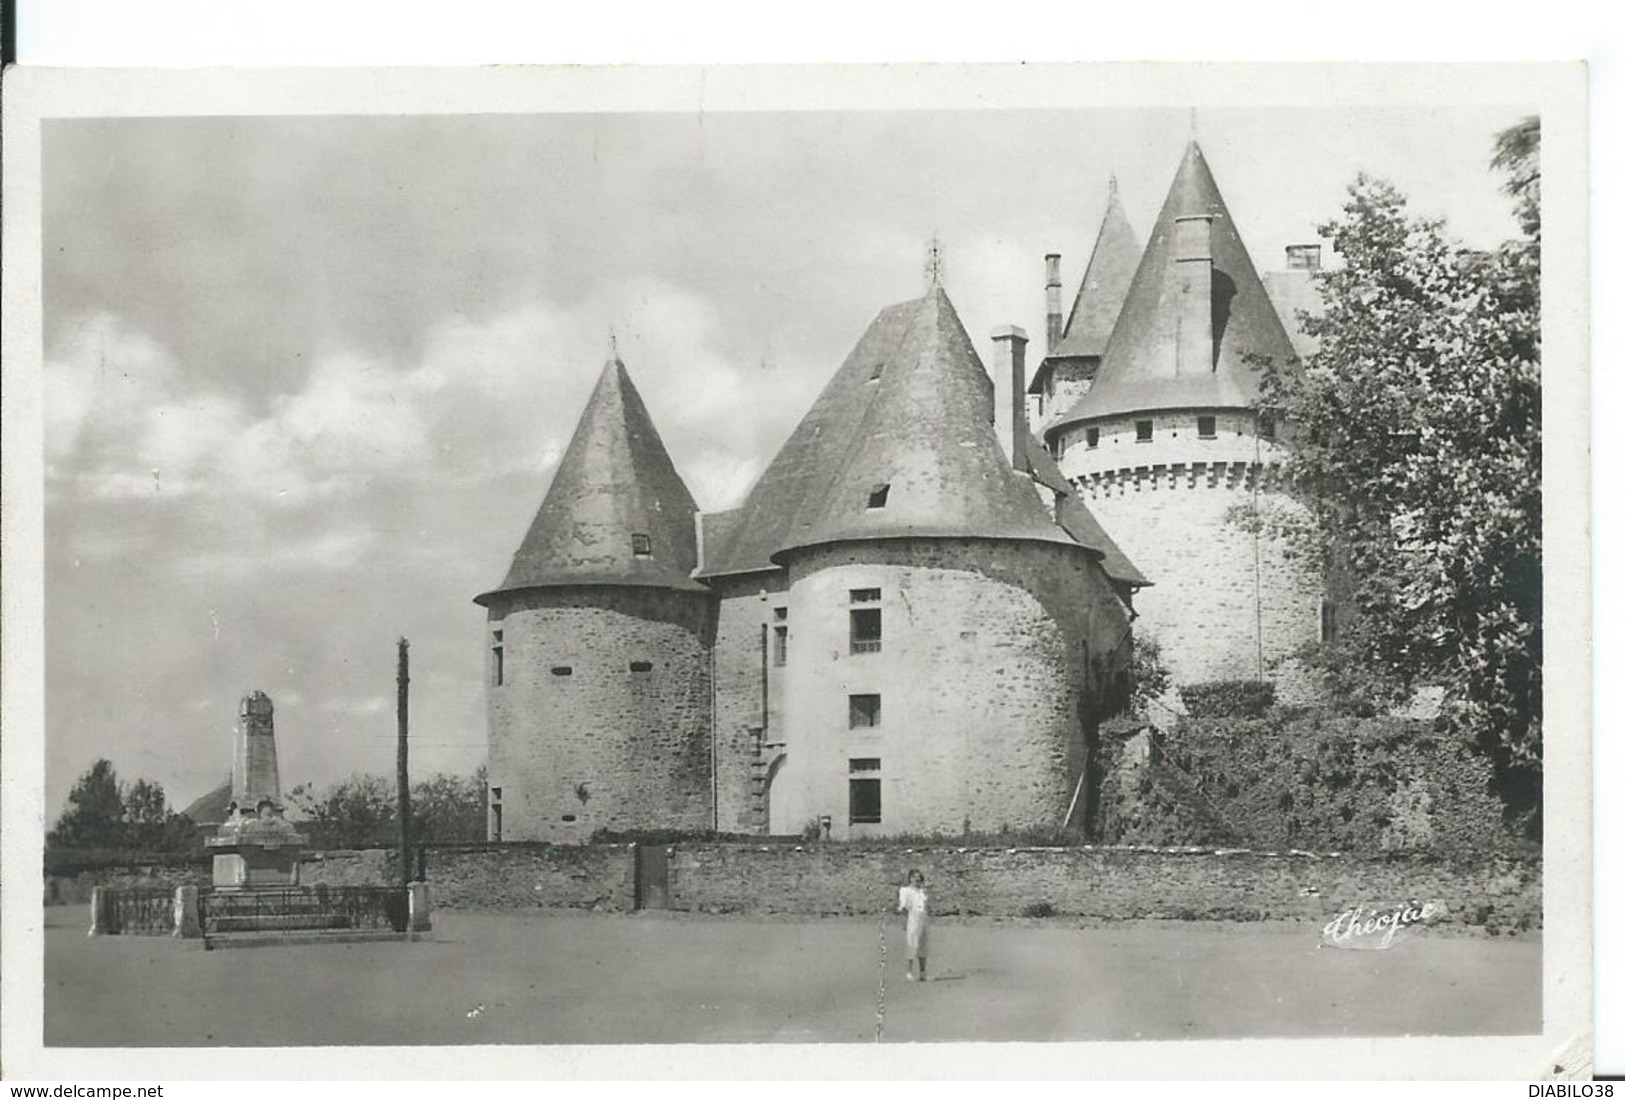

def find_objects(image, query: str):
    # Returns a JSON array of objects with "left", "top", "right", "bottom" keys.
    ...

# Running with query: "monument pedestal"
[{"left": 206, "top": 807, "right": 307, "bottom": 890}]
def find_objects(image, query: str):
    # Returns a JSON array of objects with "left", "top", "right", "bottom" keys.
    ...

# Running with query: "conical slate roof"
[
  {"left": 774, "top": 287, "right": 1077, "bottom": 560},
  {"left": 1051, "top": 179, "right": 1141, "bottom": 361},
  {"left": 476, "top": 356, "right": 704, "bottom": 603},
  {"left": 698, "top": 288, "right": 1079, "bottom": 576},
  {"left": 1049, "top": 142, "right": 1298, "bottom": 431}
]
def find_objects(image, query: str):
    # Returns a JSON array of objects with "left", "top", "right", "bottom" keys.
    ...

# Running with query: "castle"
[{"left": 474, "top": 140, "right": 1325, "bottom": 843}]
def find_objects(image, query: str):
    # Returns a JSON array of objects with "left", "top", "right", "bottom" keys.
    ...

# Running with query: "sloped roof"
[
  {"left": 698, "top": 288, "right": 1080, "bottom": 576},
  {"left": 181, "top": 778, "right": 233, "bottom": 825},
  {"left": 774, "top": 287, "right": 1079, "bottom": 560},
  {"left": 1049, "top": 142, "right": 1298, "bottom": 431},
  {"left": 1057, "top": 494, "right": 1151, "bottom": 588},
  {"left": 476, "top": 356, "right": 705, "bottom": 603},
  {"left": 1023, "top": 430, "right": 1073, "bottom": 495},
  {"left": 1048, "top": 179, "right": 1142, "bottom": 363},
  {"left": 1262, "top": 269, "right": 1325, "bottom": 358}
]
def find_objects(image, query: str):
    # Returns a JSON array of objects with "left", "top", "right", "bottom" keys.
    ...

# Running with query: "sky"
[{"left": 41, "top": 104, "right": 1531, "bottom": 816}]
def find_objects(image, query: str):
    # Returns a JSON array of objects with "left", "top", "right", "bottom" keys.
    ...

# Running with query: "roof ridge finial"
[
  {"left": 1108, "top": 172, "right": 1120, "bottom": 198},
  {"left": 924, "top": 234, "right": 945, "bottom": 290},
  {"left": 607, "top": 325, "right": 620, "bottom": 362}
]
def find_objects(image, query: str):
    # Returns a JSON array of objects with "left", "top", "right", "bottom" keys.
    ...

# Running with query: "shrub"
[
  {"left": 1180, "top": 680, "right": 1277, "bottom": 718},
  {"left": 1020, "top": 900, "right": 1058, "bottom": 918}
]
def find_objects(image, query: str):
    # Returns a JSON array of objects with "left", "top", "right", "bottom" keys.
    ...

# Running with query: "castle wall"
[
  {"left": 1053, "top": 410, "right": 1321, "bottom": 697},
  {"left": 708, "top": 572, "right": 789, "bottom": 833},
  {"left": 772, "top": 538, "right": 1131, "bottom": 840},
  {"left": 484, "top": 586, "right": 714, "bottom": 843}
]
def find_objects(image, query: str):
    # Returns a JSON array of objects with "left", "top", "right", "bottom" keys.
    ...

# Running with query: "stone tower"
[
  {"left": 700, "top": 286, "right": 1136, "bottom": 838},
  {"left": 474, "top": 354, "right": 714, "bottom": 843},
  {"left": 1044, "top": 141, "right": 1322, "bottom": 696}
]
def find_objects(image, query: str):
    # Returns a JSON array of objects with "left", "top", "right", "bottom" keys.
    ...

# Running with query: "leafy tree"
[
  {"left": 289, "top": 768, "right": 488, "bottom": 848},
  {"left": 123, "top": 778, "right": 170, "bottom": 848},
  {"left": 48, "top": 759, "right": 127, "bottom": 848},
  {"left": 1259, "top": 119, "right": 1541, "bottom": 831}
]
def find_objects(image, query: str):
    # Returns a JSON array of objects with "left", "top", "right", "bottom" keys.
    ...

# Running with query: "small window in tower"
[
  {"left": 491, "top": 629, "right": 505, "bottom": 687},
  {"left": 867, "top": 483, "right": 890, "bottom": 509},
  {"left": 849, "top": 694, "right": 881, "bottom": 728},
  {"left": 1136, "top": 419, "right": 1154, "bottom": 442},
  {"left": 629, "top": 660, "right": 653, "bottom": 673},
  {"left": 1321, "top": 600, "right": 1339, "bottom": 645},
  {"left": 850, "top": 588, "right": 881, "bottom": 603},
  {"left": 631, "top": 533, "right": 652, "bottom": 557},
  {"left": 849, "top": 758, "right": 882, "bottom": 824},
  {"left": 850, "top": 608, "right": 882, "bottom": 654},
  {"left": 1056, "top": 434, "right": 1067, "bottom": 458},
  {"left": 551, "top": 665, "right": 573, "bottom": 677},
  {"left": 1260, "top": 415, "right": 1277, "bottom": 441},
  {"left": 869, "top": 361, "right": 885, "bottom": 382},
  {"left": 1197, "top": 416, "right": 1217, "bottom": 439},
  {"left": 773, "top": 625, "right": 788, "bottom": 667},
  {"left": 773, "top": 606, "right": 788, "bottom": 620},
  {"left": 1086, "top": 428, "right": 1100, "bottom": 449}
]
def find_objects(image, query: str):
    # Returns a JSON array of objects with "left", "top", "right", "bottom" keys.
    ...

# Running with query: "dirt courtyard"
[{"left": 43, "top": 905, "right": 1540, "bottom": 1046}]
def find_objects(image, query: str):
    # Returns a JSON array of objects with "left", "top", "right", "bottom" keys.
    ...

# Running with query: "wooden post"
[{"left": 396, "top": 637, "right": 412, "bottom": 888}]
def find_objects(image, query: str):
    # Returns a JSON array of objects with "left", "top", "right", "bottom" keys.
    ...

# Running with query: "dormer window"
[
  {"left": 631, "top": 533, "right": 652, "bottom": 557},
  {"left": 867, "top": 484, "right": 890, "bottom": 509}
]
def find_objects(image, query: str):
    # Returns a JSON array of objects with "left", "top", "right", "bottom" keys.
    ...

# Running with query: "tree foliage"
[
  {"left": 288, "top": 768, "right": 488, "bottom": 848},
  {"left": 1259, "top": 119, "right": 1541, "bottom": 829},
  {"left": 48, "top": 760, "right": 199, "bottom": 852}
]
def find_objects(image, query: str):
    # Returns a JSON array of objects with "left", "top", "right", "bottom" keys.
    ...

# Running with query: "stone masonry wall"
[
  {"left": 663, "top": 844, "right": 1540, "bottom": 930},
  {"left": 1054, "top": 410, "right": 1321, "bottom": 699},
  {"left": 485, "top": 586, "right": 715, "bottom": 843},
  {"left": 709, "top": 573, "right": 789, "bottom": 833},
  {"left": 773, "top": 538, "right": 1132, "bottom": 839}
]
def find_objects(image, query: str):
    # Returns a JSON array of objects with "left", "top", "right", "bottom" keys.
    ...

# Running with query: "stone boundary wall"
[{"left": 46, "top": 843, "right": 1539, "bottom": 930}]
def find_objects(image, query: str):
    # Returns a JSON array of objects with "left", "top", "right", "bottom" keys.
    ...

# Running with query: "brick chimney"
[
  {"left": 1173, "top": 215, "right": 1215, "bottom": 375},
  {"left": 992, "top": 325, "right": 1030, "bottom": 472},
  {"left": 1044, "top": 254, "right": 1063, "bottom": 353}
]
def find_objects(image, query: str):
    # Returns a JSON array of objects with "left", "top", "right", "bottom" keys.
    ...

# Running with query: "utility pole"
[{"left": 396, "top": 637, "right": 412, "bottom": 887}]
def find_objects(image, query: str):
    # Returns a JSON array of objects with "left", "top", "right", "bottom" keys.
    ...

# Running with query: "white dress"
[{"left": 897, "top": 884, "right": 930, "bottom": 958}]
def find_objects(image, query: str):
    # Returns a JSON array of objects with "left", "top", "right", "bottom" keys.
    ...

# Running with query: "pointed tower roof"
[
  {"left": 1049, "top": 178, "right": 1141, "bottom": 362},
  {"left": 1049, "top": 142, "right": 1298, "bottom": 430},
  {"left": 476, "top": 356, "right": 703, "bottom": 603},
  {"left": 698, "top": 288, "right": 1080, "bottom": 576},
  {"left": 773, "top": 287, "right": 1076, "bottom": 561}
]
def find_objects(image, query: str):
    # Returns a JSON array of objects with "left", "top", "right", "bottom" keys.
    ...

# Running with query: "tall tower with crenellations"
[
  {"left": 1043, "top": 141, "right": 1324, "bottom": 698},
  {"left": 475, "top": 353, "right": 716, "bottom": 843}
]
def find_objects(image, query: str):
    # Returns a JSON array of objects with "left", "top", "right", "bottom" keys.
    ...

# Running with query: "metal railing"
[
  {"left": 198, "top": 885, "right": 409, "bottom": 935},
  {"left": 100, "top": 888, "right": 177, "bottom": 935}
]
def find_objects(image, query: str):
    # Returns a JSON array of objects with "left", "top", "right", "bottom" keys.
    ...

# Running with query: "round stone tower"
[
  {"left": 725, "top": 285, "right": 1135, "bottom": 839},
  {"left": 1045, "top": 141, "right": 1322, "bottom": 697},
  {"left": 474, "top": 353, "right": 714, "bottom": 843}
]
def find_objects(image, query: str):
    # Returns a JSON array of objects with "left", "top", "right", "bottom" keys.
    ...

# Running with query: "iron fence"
[
  {"left": 101, "top": 888, "right": 177, "bottom": 935},
  {"left": 198, "top": 885, "right": 409, "bottom": 935}
]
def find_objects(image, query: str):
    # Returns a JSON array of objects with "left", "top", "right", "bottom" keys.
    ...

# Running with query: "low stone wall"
[
  {"left": 47, "top": 843, "right": 1540, "bottom": 931},
  {"left": 45, "top": 860, "right": 210, "bottom": 906},
  {"left": 661, "top": 844, "right": 1541, "bottom": 931}
]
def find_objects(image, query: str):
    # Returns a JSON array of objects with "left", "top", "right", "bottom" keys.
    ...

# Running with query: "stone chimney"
[
  {"left": 1173, "top": 215, "right": 1215, "bottom": 375},
  {"left": 1044, "top": 254, "right": 1064, "bottom": 352},
  {"left": 1286, "top": 243, "right": 1322, "bottom": 271},
  {"left": 992, "top": 325, "right": 1030, "bottom": 472}
]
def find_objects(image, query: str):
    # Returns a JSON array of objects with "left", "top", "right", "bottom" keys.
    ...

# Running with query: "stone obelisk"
[{"left": 207, "top": 691, "right": 307, "bottom": 889}]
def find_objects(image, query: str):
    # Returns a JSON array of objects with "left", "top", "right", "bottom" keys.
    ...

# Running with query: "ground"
[{"left": 43, "top": 905, "right": 1540, "bottom": 1046}]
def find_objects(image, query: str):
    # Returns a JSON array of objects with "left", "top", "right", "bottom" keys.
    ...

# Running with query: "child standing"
[{"left": 896, "top": 869, "right": 931, "bottom": 981}]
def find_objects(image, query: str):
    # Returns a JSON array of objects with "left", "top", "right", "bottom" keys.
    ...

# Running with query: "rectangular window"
[
  {"left": 773, "top": 625, "right": 788, "bottom": 667},
  {"left": 850, "top": 588, "right": 881, "bottom": 603},
  {"left": 631, "top": 533, "right": 652, "bottom": 557},
  {"left": 1136, "top": 419, "right": 1154, "bottom": 442},
  {"left": 1056, "top": 434, "right": 1067, "bottom": 458},
  {"left": 1086, "top": 427, "right": 1100, "bottom": 449},
  {"left": 1260, "top": 415, "right": 1277, "bottom": 441},
  {"left": 850, "top": 608, "right": 882, "bottom": 654},
  {"left": 849, "top": 758, "right": 881, "bottom": 824},
  {"left": 490, "top": 630, "right": 504, "bottom": 687},
  {"left": 1197, "top": 415, "right": 1217, "bottom": 439},
  {"left": 1321, "top": 600, "right": 1339, "bottom": 645},
  {"left": 849, "top": 694, "right": 881, "bottom": 728},
  {"left": 867, "top": 483, "right": 890, "bottom": 509}
]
